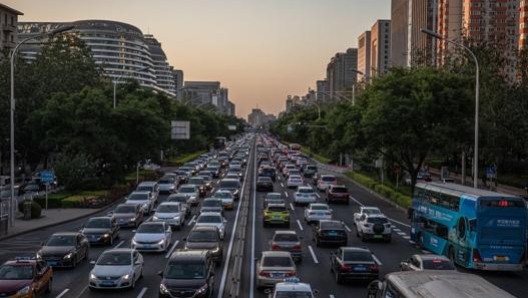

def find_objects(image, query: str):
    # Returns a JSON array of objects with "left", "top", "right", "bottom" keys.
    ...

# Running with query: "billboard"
[{"left": 171, "top": 121, "right": 190, "bottom": 140}]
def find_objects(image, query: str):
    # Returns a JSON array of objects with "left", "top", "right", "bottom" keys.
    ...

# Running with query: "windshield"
[
  {"left": 137, "top": 224, "right": 165, "bottom": 233},
  {"left": 214, "top": 192, "right": 232, "bottom": 199},
  {"left": 258, "top": 177, "right": 272, "bottom": 182},
  {"left": 189, "top": 178, "right": 204, "bottom": 185},
  {"left": 298, "top": 188, "right": 314, "bottom": 194},
  {"left": 203, "top": 200, "right": 222, "bottom": 207},
  {"left": 157, "top": 204, "right": 180, "bottom": 213},
  {"left": 311, "top": 205, "right": 328, "bottom": 211},
  {"left": 188, "top": 230, "right": 219, "bottom": 242},
  {"left": 164, "top": 263, "right": 205, "bottom": 279},
  {"left": 332, "top": 187, "right": 348, "bottom": 193},
  {"left": 0, "top": 265, "right": 33, "bottom": 280},
  {"left": 137, "top": 186, "right": 153, "bottom": 192},
  {"left": 128, "top": 193, "right": 148, "bottom": 201},
  {"left": 422, "top": 260, "right": 456, "bottom": 270},
  {"left": 197, "top": 215, "right": 222, "bottom": 223},
  {"left": 97, "top": 252, "right": 131, "bottom": 266},
  {"left": 115, "top": 205, "right": 136, "bottom": 213},
  {"left": 168, "top": 195, "right": 188, "bottom": 203},
  {"left": 267, "top": 206, "right": 287, "bottom": 212},
  {"left": 179, "top": 186, "right": 196, "bottom": 193},
  {"left": 86, "top": 218, "right": 111, "bottom": 229},
  {"left": 262, "top": 256, "right": 293, "bottom": 267},
  {"left": 159, "top": 178, "right": 175, "bottom": 184},
  {"left": 322, "top": 176, "right": 336, "bottom": 182},
  {"left": 45, "top": 235, "right": 75, "bottom": 246},
  {"left": 363, "top": 208, "right": 381, "bottom": 215},
  {"left": 266, "top": 194, "right": 282, "bottom": 200}
]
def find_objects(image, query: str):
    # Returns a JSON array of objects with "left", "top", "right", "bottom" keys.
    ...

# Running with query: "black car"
[
  {"left": 312, "top": 220, "right": 348, "bottom": 247},
  {"left": 112, "top": 203, "right": 144, "bottom": 228},
  {"left": 256, "top": 176, "right": 274, "bottom": 192},
  {"left": 183, "top": 226, "right": 224, "bottom": 264},
  {"left": 330, "top": 247, "right": 379, "bottom": 284},
  {"left": 259, "top": 167, "right": 276, "bottom": 182},
  {"left": 159, "top": 250, "right": 215, "bottom": 298},
  {"left": 81, "top": 216, "right": 120, "bottom": 246},
  {"left": 37, "top": 232, "right": 90, "bottom": 268}
]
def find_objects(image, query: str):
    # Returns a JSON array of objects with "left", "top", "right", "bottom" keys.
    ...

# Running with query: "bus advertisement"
[{"left": 410, "top": 182, "right": 527, "bottom": 271}]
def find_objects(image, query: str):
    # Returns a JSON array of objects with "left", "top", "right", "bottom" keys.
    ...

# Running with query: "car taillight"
[
  {"left": 284, "top": 271, "right": 296, "bottom": 277},
  {"left": 369, "top": 264, "right": 379, "bottom": 272},
  {"left": 473, "top": 249, "right": 482, "bottom": 263},
  {"left": 340, "top": 264, "right": 351, "bottom": 272},
  {"left": 292, "top": 245, "right": 302, "bottom": 250},
  {"left": 332, "top": 181, "right": 337, "bottom": 184},
  {"left": 258, "top": 271, "right": 271, "bottom": 277},
  {"left": 271, "top": 244, "right": 281, "bottom": 250}
]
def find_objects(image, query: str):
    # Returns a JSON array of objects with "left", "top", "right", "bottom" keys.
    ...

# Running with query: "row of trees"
[
  {"left": 271, "top": 43, "right": 528, "bottom": 191},
  {"left": 0, "top": 35, "right": 245, "bottom": 188}
]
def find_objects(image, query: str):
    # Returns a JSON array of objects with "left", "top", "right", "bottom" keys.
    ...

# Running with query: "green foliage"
[
  {"left": 18, "top": 200, "right": 42, "bottom": 219},
  {"left": 345, "top": 171, "right": 411, "bottom": 208},
  {"left": 53, "top": 152, "right": 97, "bottom": 190},
  {"left": 168, "top": 150, "right": 207, "bottom": 166}
]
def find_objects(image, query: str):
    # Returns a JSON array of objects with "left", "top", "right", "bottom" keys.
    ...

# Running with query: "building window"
[{"left": 10, "top": 16, "right": 13, "bottom": 25}]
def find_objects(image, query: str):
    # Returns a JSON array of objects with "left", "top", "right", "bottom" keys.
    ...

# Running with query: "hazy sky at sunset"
[{"left": 6, "top": 0, "right": 391, "bottom": 118}]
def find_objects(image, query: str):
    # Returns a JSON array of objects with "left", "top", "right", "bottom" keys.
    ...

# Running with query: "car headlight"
[
  {"left": 173, "top": 216, "right": 180, "bottom": 221},
  {"left": 142, "top": 203, "right": 148, "bottom": 209},
  {"left": 131, "top": 238, "right": 138, "bottom": 245},
  {"left": 90, "top": 273, "right": 97, "bottom": 280},
  {"left": 122, "top": 274, "right": 131, "bottom": 280},
  {"left": 160, "top": 283, "right": 169, "bottom": 294},
  {"left": 17, "top": 285, "right": 30, "bottom": 295},
  {"left": 103, "top": 233, "right": 110, "bottom": 238},
  {"left": 211, "top": 246, "right": 220, "bottom": 253},
  {"left": 158, "top": 239, "right": 165, "bottom": 245},
  {"left": 64, "top": 253, "right": 73, "bottom": 259},
  {"left": 196, "top": 284, "right": 208, "bottom": 294},
  {"left": 153, "top": 215, "right": 159, "bottom": 220},
  {"left": 129, "top": 217, "right": 136, "bottom": 222},
  {"left": 36, "top": 251, "right": 42, "bottom": 259}
]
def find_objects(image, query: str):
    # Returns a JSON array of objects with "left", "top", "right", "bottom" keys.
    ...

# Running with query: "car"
[
  {"left": 256, "top": 251, "right": 297, "bottom": 289},
  {"left": 158, "top": 175, "right": 178, "bottom": 194},
  {"left": 188, "top": 177, "right": 207, "bottom": 198},
  {"left": 37, "top": 232, "right": 90, "bottom": 268},
  {"left": 312, "top": 220, "right": 347, "bottom": 247},
  {"left": 293, "top": 186, "right": 317, "bottom": 205},
  {"left": 286, "top": 175, "right": 304, "bottom": 188},
  {"left": 212, "top": 189, "right": 235, "bottom": 210},
  {"left": 111, "top": 203, "right": 144, "bottom": 228},
  {"left": 135, "top": 181, "right": 159, "bottom": 204},
  {"left": 269, "top": 230, "right": 303, "bottom": 262},
  {"left": 399, "top": 254, "right": 457, "bottom": 272},
  {"left": 131, "top": 222, "right": 172, "bottom": 252},
  {"left": 257, "top": 176, "right": 274, "bottom": 192},
  {"left": 166, "top": 194, "right": 191, "bottom": 218},
  {"left": 330, "top": 247, "right": 380, "bottom": 284},
  {"left": 352, "top": 206, "right": 382, "bottom": 225},
  {"left": 173, "top": 170, "right": 190, "bottom": 185},
  {"left": 125, "top": 191, "right": 155, "bottom": 214},
  {"left": 217, "top": 178, "right": 241, "bottom": 200},
  {"left": 152, "top": 202, "right": 185, "bottom": 230},
  {"left": 259, "top": 166, "right": 276, "bottom": 182},
  {"left": 81, "top": 216, "right": 120, "bottom": 246},
  {"left": 227, "top": 167, "right": 244, "bottom": 181},
  {"left": 302, "top": 164, "right": 318, "bottom": 178},
  {"left": 178, "top": 184, "right": 200, "bottom": 206},
  {"left": 263, "top": 192, "right": 285, "bottom": 207},
  {"left": 197, "top": 172, "right": 214, "bottom": 190},
  {"left": 200, "top": 198, "right": 224, "bottom": 215},
  {"left": 326, "top": 184, "right": 350, "bottom": 204},
  {"left": 263, "top": 203, "right": 290, "bottom": 228},
  {"left": 304, "top": 203, "right": 332, "bottom": 224},
  {"left": 282, "top": 164, "right": 297, "bottom": 177},
  {"left": 89, "top": 248, "right": 143, "bottom": 290},
  {"left": 158, "top": 250, "right": 215, "bottom": 298},
  {"left": 194, "top": 212, "right": 227, "bottom": 239},
  {"left": 205, "top": 165, "right": 221, "bottom": 178},
  {"left": 183, "top": 226, "right": 224, "bottom": 264},
  {"left": 316, "top": 174, "right": 337, "bottom": 192},
  {"left": 355, "top": 213, "right": 392, "bottom": 242},
  {"left": 0, "top": 257, "right": 53, "bottom": 297},
  {"left": 264, "top": 277, "right": 317, "bottom": 298}
]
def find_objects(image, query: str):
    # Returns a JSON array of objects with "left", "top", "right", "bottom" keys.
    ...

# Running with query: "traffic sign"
[
  {"left": 171, "top": 121, "right": 190, "bottom": 140},
  {"left": 40, "top": 171, "right": 55, "bottom": 184},
  {"left": 486, "top": 166, "right": 496, "bottom": 179}
]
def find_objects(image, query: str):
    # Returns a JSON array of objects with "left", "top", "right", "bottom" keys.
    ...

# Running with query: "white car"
[
  {"left": 213, "top": 189, "right": 235, "bottom": 210},
  {"left": 293, "top": 186, "right": 317, "bottom": 205},
  {"left": 316, "top": 174, "right": 337, "bottom": 192},
  {"left": 152, "top": 202, "right": 185, "bottom": 230},
  {"left": 265, "top": 277, "right": 317, "bottom": 298},
  {"left": 304, "top": 203, "right": 332, "bottom": 223},
  {"left": 355, "top": 214, "right": 392, "bottom": 242},
  {"left": 194, "top": 212, "right": 227, "bottom": 239},
  {"left": 166, "top": 193, "right": 191, "bottom": 219},
  {"left": 283, "top": 164, "right": 297, "bottom": 176},
  {"left": 131, "top": 222, "right": 172, "bottom": 252},
  {"left": 353, "top": 206, "right": 382, "bottom": 225},
  {"left": 287, "top": 175, "right": 304, "bottom": 188},
  {"left": 125, "top": 191, "right": 155, "bottom": 214},
  {"left": 89, "top": 248, "right": 143, "bottom": 290},
  {"left": 178, "top": 184, "right": 199, "bottom": 206}
]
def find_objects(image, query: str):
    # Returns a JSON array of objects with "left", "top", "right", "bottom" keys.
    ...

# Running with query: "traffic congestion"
[{"left": 0, "top": 133, "right": 525, "bottom": 298}]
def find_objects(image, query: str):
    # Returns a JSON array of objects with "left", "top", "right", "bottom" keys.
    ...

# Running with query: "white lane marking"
[
  {"left": 372, "top": 254, "right": 382, "bottom": 265},
  {"left": 113, "top": 240, "right": 124, "bottom": 249},
  {"left": 316, "top": 193, "right": 321, "bottom": 199},
  {"left": 397, "top": 232, "right": 406, "bottom": 236},
  {"left": 281, "top": 183, "right": 285, "bottom": 188},
  {"left": 289, "top": 203, "right": 295, "bottom": 211},
  {"left": 165, "top": 240, "right": 179, "bottom": 258},
  {"left": 349, "top": 195, "right": 363, "bottom": 206},
  {"left": 408, "top": 239, "right": 415, "bottom": 244},
  {"left": 218, "top": 153, "right": 252, "bottom": 298},
  {"left": 146, "top": 215, "right": 153, "bottom": 222},
  {"left": 308, "top": 245, "right": 319, "bottom": 264},
  {"left": 296, "top": 219, "right": 303, "bottom": 231},
  {"left": 343, "top": 224, "right": 352, "bottom": 232},
  {"left": 403, "top": 236, "right": 411, "bottom": 239},
  {"left": 73, "top": 286, "right": 88, "bottom": 298},
  {"left": 421, "top": 250, "right": 433, "bottom": 254},
  {"left": 393, "top": 228, "right": 401, "bottom": 232},
  {"left": 278, "top": 176, "right": 281, "bottom": 181},
  {"left": 137, "top": 287, "right": 148, "bottom": 298},
  {"left": 329, "top": 295, "right": 336, "bottom": 298},
  {"left": 189, "top": 215, "right": 196, "bottom": 224},
  {"left": 284, "top": 192, "right": 289, "bottom": 198},
  {"left": 55, "top": 289, "right": 69, "bottom": 298}
]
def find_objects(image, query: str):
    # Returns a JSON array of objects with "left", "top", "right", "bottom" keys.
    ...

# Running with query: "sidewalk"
[{"left": 0, "top": 208, "right": 102, "bottom": 241}]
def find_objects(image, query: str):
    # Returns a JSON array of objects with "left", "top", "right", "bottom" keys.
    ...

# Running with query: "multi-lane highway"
[{"left": 1, "top": 134, "right": 527, "bottom": 298}]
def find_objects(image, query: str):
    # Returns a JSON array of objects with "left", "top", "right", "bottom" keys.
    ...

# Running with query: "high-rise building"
[
  {"left": 183, "top": 81, "right": 221, "bottom": 106},
  {"left": 358, "top": 31, "right": 372, "bottom": 80},
  {"left": 391, "top": 0, "right": 410, "bottom": 67},
  {"left": 248, "top": 108, "right": 266, "bottom": 127},
  {"left": 226, "top": 101, "right": 236, "bottom": 116},
  {"left": 521, "top": 0, "right": 528, "bottom": 49},
  {"left": 285, "top": 95, "right": 294, "bottom": 113},
  {"left": 371, "top": 20, "right": 392, "bottom": 76},
  {"left": 172, "top": 69, "right": 184, "bottom": 100},
  {"left": 436, "top": 0, "right": 463, "bottom": 65},
  {"left": 409, "top": 0, "right": 438, "bottom": 66},
  {"left": 315, "top": 80, "right": 328, "bottom": 101},
  {"left": 0, "top": 3, "right": 22, "bottom": 51},
  {"left": 145, "top": 34, "right": 175, "bottom": 93},
  {"left": 326, "top": 48, "right": 358, "bottom": 97}
]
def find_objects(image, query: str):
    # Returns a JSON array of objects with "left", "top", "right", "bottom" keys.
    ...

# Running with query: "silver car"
[
  {"left": 166, "top": 193, "right": 191, "bottom": 218},
  {"left": 125, "top": 191, "right": 154, "bottom": 214},
  {"left": 195, "top": 212, "right": 227, "bottom": 239},
  {"left": 131, "top": 222, "right": 172, "bottom": 252},
  {"left": 152, "top": 202, "right": 185, "bottom": 230},
  {"left": 200, "top": 198, "right": 224, "bottom": 215},
  {"left": 256, "top": 251, "right": 297, "bottom": 288},
  {"left": 303, "top": 203, "right": 332, "bottom": 224},
  {"left": 158, "top": 175, "right": 178, "bottom": 194},
  {"left": 89, "top": 249, "right": 143, "bottom": 290},
  {"left": 178, "top": 184, "right": 199, "bottom": 206}
]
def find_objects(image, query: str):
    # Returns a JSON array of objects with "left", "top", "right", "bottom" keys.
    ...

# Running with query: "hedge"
[
  {"left": 164, "top": 150, "right": 207, "bottom": 167},
  {"left": 345, "top": 171, "right": 412, "bottom": 209}
]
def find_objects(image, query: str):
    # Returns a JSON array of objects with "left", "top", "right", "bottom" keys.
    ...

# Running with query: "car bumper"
[
  {"left": 473, "top": 262, "right": 524, "bottom": 271},
  {"left": 294, "top": 197, "right": 317, "bottom": 204},
  {"left": 328, "top": 195, "right": 349, "bottom": 202},
  {"left": 257, "top": 275, "right": 295, "bottom": 287},
  {"left": 339, "top": 272, "right": 379, "bottom": 280},
  {"left": 131, "top": 243, "right": 166, "bottom": 252},
  {"left": 89, "top": 278, "right": 133, "bottom": 289},
  {"left": 305, "top": 214, "right": 332, "bottom": 222},
  {"left": 362, "top": 233, "right": 392, "bottom": 240},
  {"left": 317, "top": 237, "right": 347, "bottom": 245},
  {"left": 41, "top": 257, "right": 75, "bottom": 267}
]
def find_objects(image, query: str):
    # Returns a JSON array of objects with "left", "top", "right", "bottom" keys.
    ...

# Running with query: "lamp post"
[
  {"left": 10, "top": 25, "right": 74, "bottom": 226},
  {"left": 349, "top": 68, "right": 372, "bottom": 106},
  {"left": 421, "top": 28, "right": 480, "bottom": 189},
  {"left": 112, "top": 66, "right": 150, "bottom": 109}
]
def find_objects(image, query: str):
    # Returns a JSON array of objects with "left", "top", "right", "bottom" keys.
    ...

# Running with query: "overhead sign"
[
  {"left": 228, "top": 125, "right": 237, "bottom": 131},
  {"left": 171, "top": 121, "right": 190, "bottom": 140},
  {"left": 40, "top": 171, "right": 55, "bottom": 184}
]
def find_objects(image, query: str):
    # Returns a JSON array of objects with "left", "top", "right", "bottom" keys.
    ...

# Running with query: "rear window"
[
  {"left": 262, "top": 256, "right": 293, "bottom": 267},
  {"left": 422, "top": 260, "right": 455, "bottom": 270},
  {"left": 298, "top": 188, "right": 313, "bottom": 194},
  {"left": 258, "top": 177, "right": 272, "bottom": 182},
  {"left": 343, "top": 251, "right": 373, "bottom": 262},
  {"left": 320, "top": 221, "right": 343, "bottom": 230},
  {"left": 331, "top": 187, "right": 348, "bottom": 193},
  {"left": 367, "top": 217, "right": 388, "bottom": 224},
  {"left": 322, "top": 176, "right": 336, "bottom": 182},
  {"left": 273, "top": 234, "right": 299, "bottom": 242},
  {"left": 219, "top": 180, "right": 240, "bottom": 188}
]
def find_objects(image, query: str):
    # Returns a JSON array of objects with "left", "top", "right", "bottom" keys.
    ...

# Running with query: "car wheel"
[{"left": 46, "top": 278, "right": 52, "bottom": 293}]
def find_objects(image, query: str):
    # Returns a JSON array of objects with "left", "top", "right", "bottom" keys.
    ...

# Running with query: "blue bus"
[{"left": 409, "top": 182, "right": 527, "bottom": 271}]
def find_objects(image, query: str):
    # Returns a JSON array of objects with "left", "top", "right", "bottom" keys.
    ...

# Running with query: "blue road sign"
[
  {"left": 40, "top": 171, "right": 55, "bottom": 184},
  {"left": 486, "top": 166, "right": 496, "bottom": 179}
]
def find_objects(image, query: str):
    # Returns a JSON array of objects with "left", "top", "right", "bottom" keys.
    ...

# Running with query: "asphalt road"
[{"left": 1, "top": 137, "right": 527, "bottom": 298}]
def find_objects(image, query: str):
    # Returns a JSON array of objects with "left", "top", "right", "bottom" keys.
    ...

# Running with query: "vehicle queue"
[{"left": 0, "top": 133, "right": 523, "bottom": 298}]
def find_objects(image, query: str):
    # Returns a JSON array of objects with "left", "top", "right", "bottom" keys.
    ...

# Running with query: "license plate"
[
  {"left": 317, "top": 212, "right": 325, "bottom": 216},
  {"left": 271, "top": 273, "right": 284, "bottom": 278},
  {"left": 273, "top": 215, "right": 281, "bottom": 219},
  {"left": 354, "top": 266, "right": 367, "bottom": 271},
  {"left": 373, "top": 235, "right": 383, "bottom": 238},
  {"left": 47, "top": 261, "right": 57, "bottom": 266},
  {"left": 101, "top": 281, "right": 114, "bottom": 286},
  {"left": 328, "top": 231, "right": 337, "bottom": 236}
]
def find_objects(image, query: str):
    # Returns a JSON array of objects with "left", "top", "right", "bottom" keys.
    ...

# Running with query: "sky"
[{"left": 6, "top": 0, "right": 391, "bottom": 118}]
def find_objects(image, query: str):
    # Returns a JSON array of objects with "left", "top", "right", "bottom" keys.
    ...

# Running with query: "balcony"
[{"left": 1, "top": 23, "right": 16, "bottom": 32}]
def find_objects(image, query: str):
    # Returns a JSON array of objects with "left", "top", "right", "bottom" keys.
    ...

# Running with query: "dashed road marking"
[
  {"left": 393, "top": 228, "right": 401, "bottom": 232},
  {"left": 284, "top": 192, "right": 289, "bottom": 198},
  {"left": 397, "top": 232, "right": 406, "bottom": 236},
  {"left": 56, "top": 289, "right": 69, "bottom": 298},
  {"left": 280, "top": 183, "right": 285, "bottom": 188},
  {"left": 308, "top": 245, "right": 319, "bottom": 264},
  {"left": 343, "top": 224, "right": 352, "bottom": 233},
  {"left": 329, "top": 295, "right": 336, "bottom": 298},
  {"left": 165, "top": 240, "right": 179, "bottom": 258},
  {"left": 289, "top": 203, "right": 295, "bottom": 211},
  {"left": 372, "top": 254, "right": 382, "bottom": 265},
  {"left": 137, "top": 287, "right": 148, "bottom": 298},
  {"left": 403, "top": 236, "right": 411, "bottom": 240},
  {"left": 113, "top": 240, "right": 125, "bottom": 249},
  {"left": 296, "top": 219, "right": 303, "bottom": 231},
  {"left": 189, "top": 215, "right": 196, "bottom": 225}
]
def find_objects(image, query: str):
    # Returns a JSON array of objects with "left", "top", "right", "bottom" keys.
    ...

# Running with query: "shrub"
[
  {"left": 18, "top": 200, "right": 42, "bottom": 219},
  {"left": 345, "top": 171, "right": 412, "bottom": 209},
  {"left": 34, "top": 197, "right": 63, "bottom": 209}
]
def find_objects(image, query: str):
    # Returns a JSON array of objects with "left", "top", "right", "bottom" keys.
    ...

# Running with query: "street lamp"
[
  {"left": 112, "top": 66, "right": 150, "bottom": 109},
  {"left": 421, "top": 28, "right": 480, "bottom": 189},
  {"left": 349, "top": 68, "right": 371, "bottom": 106},
  {"left": 9, "top": 25, "right": 75, "bottom": 226}
]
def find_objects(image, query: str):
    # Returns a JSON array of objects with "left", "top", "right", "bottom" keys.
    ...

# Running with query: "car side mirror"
[
  {"left": 158, "top": 270, "right": 163, "bottom": 277},
  {"left": 132, "top": 230, "right": 137, "bottom": 233},
  {"left": 90, "top": 261, "right": 96, "bottom": 266}
]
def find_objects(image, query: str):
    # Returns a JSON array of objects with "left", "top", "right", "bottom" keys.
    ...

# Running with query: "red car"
[
  {"left": 326, "top": 185, "right": 350, "bottom": 204},
  {"left": 0, "top": 257, "right": 53, "bottom": 297}
]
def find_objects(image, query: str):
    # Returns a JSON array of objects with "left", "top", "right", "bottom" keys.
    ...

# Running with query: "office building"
[
  {"left": 371, "top": 20, "right": 392, "bottom": 76},
  {"left": 521, "top": 0, "right": 528, "bottom": 49},
  {"left": 358, "top": 31, "right": 371, "bottom": 80},
  {"left": 391, "top": 0, "right": 410, "bottom": 67},
  {"left": 315, "top": 80, "right": 328, "bottom": 101},
  {"left": 0, "top": 3, "right": 22, "bottom": 51},
  {"left": 145, "top": 34, "right": 175, "bottom": 93},
  {"left": 436, "top": 0, "right": 463, "bottom": 65},
  {"left": 226, "top": 101, "right": 236, "bottom": 116},
  {"left": 183, "top": 81, "right": 221, "bottom": 106},
  {"left": 326, "top": 48, "right": 358, "bottom": 97},
  {"left": 173, "top": 69, "right": 184, "bottom": 100}
]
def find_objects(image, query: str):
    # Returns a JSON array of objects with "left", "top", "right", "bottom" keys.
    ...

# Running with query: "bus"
[
  {"left": 409, "top": 182, "right": 527, "bottom": 271},
  {"left": 367, "top": 271, "right": 517, "bottom": 298}
]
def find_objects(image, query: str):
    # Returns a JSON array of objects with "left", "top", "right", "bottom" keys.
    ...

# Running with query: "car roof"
[
  {"left": 221, "top": 178, "right": 239, "bottom": 182},
  {"left": 191, "top": 225, "right": 219, "bottom": 232},
  {"left": 169, "top": 250, "right": 209, "bottom": 261},
  {"left": 273, "top": 230, "right": 298, "bottom": 235},
  {"left": 139, "top": 221, "right": 165, "bottom": 227},
  {"left": 330, "top": 184, "right": 346, "bottom": 188},
  {"left": 267, "top": 203, "right": 287, "bottom": 208},
  {"left": 361, "top": 206, "right": 380, "bottom": 210},
  {"left": 198, "top": 211, "right": 223, "bottom": 216},
  {"left": 365, "top": 214, "right": 388, "bottom": 219},
  {"left": 129, "top": 191, "right": 150, "bottom": 195},
  {"left": 309, "top": 203, "right": 328, "bottom": 208},
  {"left": 138, "top": 181, "right": 157, "bottom": 186},
  {"left": 297, "top": 186, "right": 312, "bottom": 190},
  {"left": 158, "top": 202, "right": 181, "bottom": 206},
  {"left": 51, "top": 231, "right": 78, "bottom": 236},
  {"left": 262, "top": 251, "right": 292, "bottom": 257},
  {"left": 274, "top": 280, "right": 313, "bottom": 292},
  {"left": 413, "top": 254, "right": 451, "bottom": 262},
  {"left": 341, "top": 246, "right": 371, "bottom": 253},
  {"left": 103, "top": 248, "right": 134, "bottom": 254}
]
